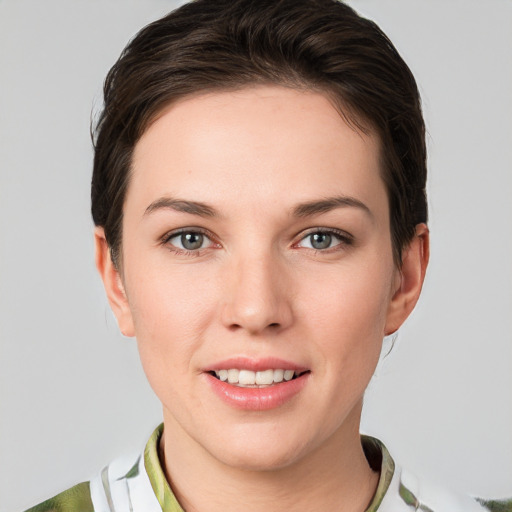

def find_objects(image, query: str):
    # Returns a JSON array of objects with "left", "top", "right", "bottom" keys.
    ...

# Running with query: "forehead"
[{"left": 129, "top": 86, "right": 386, "bottom": 217}]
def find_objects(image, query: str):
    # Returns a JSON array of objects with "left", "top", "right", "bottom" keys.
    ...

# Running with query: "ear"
[
  {"left": 94, "top": 227, "right": 135, "bottom": 337},
  {"left": 385, "top": 223, "right": 429, "bottom": 336}
]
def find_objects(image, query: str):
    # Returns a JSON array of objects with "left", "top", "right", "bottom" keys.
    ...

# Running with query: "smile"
[
  {"left": 211, "top": 369, "right": 307, "bottom": 387},
  {"left": 204, "top": 358, "right": 311, "bottom": 410}
]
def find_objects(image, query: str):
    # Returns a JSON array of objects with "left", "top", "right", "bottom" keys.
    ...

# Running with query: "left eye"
[
  {"left": 297, "top": 231, "right": 345, "bottom": 250},
  {"left": 167, "top": 231, "right": 212, "bottom": 251}
]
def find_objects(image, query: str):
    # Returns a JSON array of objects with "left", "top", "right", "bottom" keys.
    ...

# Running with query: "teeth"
[
  {"left": 284, "top": 370, "right": 294, "bottom": 381},
  {"left": 255, "top": 369, "right": 274, "bottom": 385},
  {"left": 213, "top": 368, "right": 304, "bottom": 387},
  {"left": 227, "top": 369, "right": 239, "bottom": 383},
  {"left": 273, "top": 369, "right": 284, "bottom": 383},
  {"left": 239, "top": 370, "right": 256, "bottom": 385}
]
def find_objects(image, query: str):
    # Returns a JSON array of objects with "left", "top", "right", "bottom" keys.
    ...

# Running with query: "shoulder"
[
  {"left": 390, "top": 467, "right": 512, "bottom": 512},
  {"left": 22, "top": 425, "right": 167, "bottom": 512},
  {"left": 22, "top": 453, "right": 153, "bottom": 512},
  {"left": 364, "top": 436, "right": 512, "bottom": 512},
  {"left": 23, "top": 481, "right": 94, "bottom": 512},
  {"left": 396, "top": 468, "right": 512, "bottom": 512}
]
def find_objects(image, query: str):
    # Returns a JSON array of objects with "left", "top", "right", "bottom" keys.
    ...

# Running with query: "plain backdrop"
[{"left": 1, "top": 1, "right": 511, "bottom": 510}]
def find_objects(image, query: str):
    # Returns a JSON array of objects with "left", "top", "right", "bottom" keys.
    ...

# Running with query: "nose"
[{"left": 220, "top": 250, "right": 293, "bottom": 335}]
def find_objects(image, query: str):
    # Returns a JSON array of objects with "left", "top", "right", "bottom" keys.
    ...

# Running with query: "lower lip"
[{"left": 205, "top": 373, "right": 310, "bottom": 411}]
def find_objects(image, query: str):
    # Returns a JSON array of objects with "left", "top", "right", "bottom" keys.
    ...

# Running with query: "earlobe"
[
  {"left": 94, "top": 227, "right": 135, "bottom": 337},
  {"left": 385, "top": 223, "right": 429, "bottom": 336}
]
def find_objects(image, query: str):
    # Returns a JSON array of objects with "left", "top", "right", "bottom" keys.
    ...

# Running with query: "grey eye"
[
  {"left": 166, "top": 230, "right": 212, "bottom": 251},
  {"left": 296, "top": 230, "right": 352, "bottom": 251},
  {"left": 309, "top": 232, "right": 332, "bottom": 249},
  {"left": 180, "top": 232, "right": 204, "bottom": 250}
]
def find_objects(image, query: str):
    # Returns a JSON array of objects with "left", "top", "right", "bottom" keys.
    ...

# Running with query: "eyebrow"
[
  {"left": 143, "top": 195, "right": 371, "bottom": 219},
  {"left": 144, "top": 197, "right": 218, "bottom": 217},
  {"left": 292, "top": 196, "right": 372, "bottom": 218}
]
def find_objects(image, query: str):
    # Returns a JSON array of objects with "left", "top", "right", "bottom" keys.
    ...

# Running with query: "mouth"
[
  {"left": 208, "top": 368, "right": 310, "bottom": 388},
  {"left": 205, "top": 360, "right": 311, "bottom": 410}
]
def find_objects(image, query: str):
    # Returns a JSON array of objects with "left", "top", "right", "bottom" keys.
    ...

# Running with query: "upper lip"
[{"left": 203, "top": 357, "right": 309, "bottom": 373}]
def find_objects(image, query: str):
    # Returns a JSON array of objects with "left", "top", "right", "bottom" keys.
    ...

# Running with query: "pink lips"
[{"left": 203, "top": 357, "right": 310, "bottom": 411}]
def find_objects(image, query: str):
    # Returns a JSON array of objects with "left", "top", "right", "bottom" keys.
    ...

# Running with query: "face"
[{"left": 99, "top": 86, "right": 421, "bottom": 471}]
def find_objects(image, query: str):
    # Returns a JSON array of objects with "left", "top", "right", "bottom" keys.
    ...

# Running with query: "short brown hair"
[{"left": 92, "top": 0, "right": 427, "bottom": 266}]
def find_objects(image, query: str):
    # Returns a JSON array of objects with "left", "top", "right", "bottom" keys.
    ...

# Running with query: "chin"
[
  {"left": 215, "top": 446, "right": 304, "bottom": 473},
  {"left": 205, "top": 426, "right": 315, "bottom": 472}
]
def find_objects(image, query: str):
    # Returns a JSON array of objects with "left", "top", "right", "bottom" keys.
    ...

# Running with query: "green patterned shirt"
[{"left": 25, "top": 424, "right": 512, "bottom": 512}]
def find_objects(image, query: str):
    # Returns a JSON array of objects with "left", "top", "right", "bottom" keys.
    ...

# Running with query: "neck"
[{"left": 160, "top": 405, "right": 379, "bottom": 512}]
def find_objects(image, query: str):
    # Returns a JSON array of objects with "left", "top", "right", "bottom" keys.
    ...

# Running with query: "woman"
[{"left": 22, "top": 0, "right": 511, "bottom": 510}]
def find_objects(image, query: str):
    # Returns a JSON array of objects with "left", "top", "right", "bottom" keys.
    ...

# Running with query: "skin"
[{"left": 96, "top": 86, "right": 429, "bottom": 511}]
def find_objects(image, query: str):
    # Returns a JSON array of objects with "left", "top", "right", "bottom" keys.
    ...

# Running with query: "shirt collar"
[{"left": 143, "top": 424, "right": 396, "bottom": 512}]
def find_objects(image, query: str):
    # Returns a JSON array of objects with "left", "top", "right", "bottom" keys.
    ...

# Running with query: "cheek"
[
  {"left": 297, "top": 259, "right": 394, "bottom": 383},
  {"left": 123, "top": 260, "right": 219, "bottom": 387},
  {"left": 300, "top": 262, "right": 393, "bottom": 339},
  {"left": 126, "top": 253, "right": 217, "bottom": 331}
]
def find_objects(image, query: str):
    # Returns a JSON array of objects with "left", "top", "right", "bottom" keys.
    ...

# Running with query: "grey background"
[{"left": 1, "top": 1, "right": 511, "bottom": 510}]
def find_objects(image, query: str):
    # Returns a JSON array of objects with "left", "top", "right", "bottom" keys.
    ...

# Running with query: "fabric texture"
[
  {"left": 24, "top": 482, "right": 94, "bottom": 512},
  {"left": 24, "top": 425, "right": 512, "bottom": 512}
]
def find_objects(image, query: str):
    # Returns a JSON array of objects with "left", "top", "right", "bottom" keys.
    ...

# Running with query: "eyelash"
[
  {"left": 160, "top": 227, "right": 354, "bottom": 256},
  {"left": 294, "top": 228, "right": 354, "bottom": 253},
  {"left": 161, "top": 228, "right": 218, "bottom": 256}
]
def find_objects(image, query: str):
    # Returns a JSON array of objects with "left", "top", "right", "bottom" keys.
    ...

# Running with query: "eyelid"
[
  {"left": 159, "top": 226, "right": 353, "bottom": 253},
  {"left": 162, "top": 226, "right": 208, "bottom": 242},
  {"left": 161, "top": 227, "right": 220, "bottom": 253},
  {"left": 294, "top": 227, "right": 354, "bottom": 249}
]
